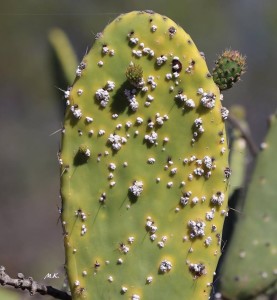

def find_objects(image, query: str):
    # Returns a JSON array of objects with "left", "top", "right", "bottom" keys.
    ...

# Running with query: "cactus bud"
[
  {"left": 213, "top": 50, "right": 246, "bottom": 91},
  {"left": 126, "top": 63, "right": 143, "bottom": 88}
]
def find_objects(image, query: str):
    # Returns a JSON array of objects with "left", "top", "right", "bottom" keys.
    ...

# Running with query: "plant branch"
[
  {"left": 227, "top": 113, "right": 259, "bottom": 157},
  {"left": 0, "top": 266, "right": 71, "bottom": 300}
]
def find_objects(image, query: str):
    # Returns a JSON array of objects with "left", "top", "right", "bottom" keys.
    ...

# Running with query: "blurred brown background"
[{"left": 0, "top": 0, "right": 276, "bottom": 299}]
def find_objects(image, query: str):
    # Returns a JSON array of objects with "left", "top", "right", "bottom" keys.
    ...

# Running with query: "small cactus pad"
[
  {"left": 213, "top": 50, "right": 246, "bottom": 91},
  {"left": 220, "top": 113, "right": 277, "bottom": 299},
  {"left": 48, "top": 28, "right": 78, "bottom": 86},
  {"left": 60, "top": 11, "right": 229, "bottom": 300}
]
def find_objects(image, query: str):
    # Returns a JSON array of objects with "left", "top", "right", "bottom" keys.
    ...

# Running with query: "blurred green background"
[{"left": 0, "top": 1, "right": 276, "bottom": 299}]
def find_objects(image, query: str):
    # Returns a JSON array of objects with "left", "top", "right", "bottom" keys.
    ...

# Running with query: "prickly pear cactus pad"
[
  {"left": 60, "top": 11, "right": 229, "bottom": 300},
  {"left": 220, "top": 113, "right": 277, "bottom": 299}
]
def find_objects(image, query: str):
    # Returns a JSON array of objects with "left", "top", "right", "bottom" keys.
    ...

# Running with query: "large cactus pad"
[{"left": 60, "top": 11, "right": 229, "bottom": 300}]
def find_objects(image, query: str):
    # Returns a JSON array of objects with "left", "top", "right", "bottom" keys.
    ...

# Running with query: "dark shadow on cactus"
[
  {"left": 110, "top": 80, "right": 135, "bottom": 115},
  {"left": 94, "top": 95, "right": 109, "bottom": 112},
  {"left": 69, "top": 116, "right": 80, "bottom": 127},
  {"left": 212, "top": 188, "right": 243, "bottom": 299},
  {"left": 195, "top": 105, "right": 212, "bottom": 115},
  {"left": 142, "top": 139, "right": 155, "bottom": 149},
  {"left": 64, "top": 108, "right": 80, "bottom": 127},
  {"left": 73, "top": 152, "right": 89, "bottom": 166},
  {"left": 127, "top": 190, "right": 139, "bottom": 204}
]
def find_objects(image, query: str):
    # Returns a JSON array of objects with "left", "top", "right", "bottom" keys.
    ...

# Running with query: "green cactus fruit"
[
  {"left": 60, "top": 11, "right": 230, "bottom": 300},
  {"left": 220, "top": 113, "right": 277, "bottom": 299},
  {"left": 213, "top": 50, "right": 246, "bottom": 91}
]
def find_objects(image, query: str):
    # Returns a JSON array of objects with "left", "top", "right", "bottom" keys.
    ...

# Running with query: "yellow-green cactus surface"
[{"left": 60, "top": 10, "right": 230, "bottom": 300}]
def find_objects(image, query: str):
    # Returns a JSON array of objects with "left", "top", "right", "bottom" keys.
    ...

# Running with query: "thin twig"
[
  {"left": 0, "top": 266, "right": 71, "bottom": 300},
  {"left": 227, "top": 113, "right": 259, "bottom": 157}
]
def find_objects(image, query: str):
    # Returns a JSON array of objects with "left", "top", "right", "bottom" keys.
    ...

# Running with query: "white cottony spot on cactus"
[
  {"left": 192, "top": 197, "right": 199, "bottom": 205},
  {"left": 125, "top": 121, "right": 132, "bottom": 128},
  {"left": 150, "top": 234, "right": 157, "bottom": 241},
  {"left": 144, "top": 131, "right": 158, "bottom": 144},
  {"left": 194, "top": 168, "right": 204, "bottom": 176},
  {"left": 210, "top": 192, "right": 225, "bottom": 206},
  {"left": 204, "top": 237, "right": 212, "bottom": 247},
  {"left": 136, "top": 117, "right": 143, "bottom": 124},
  {"left": 95, "top": 88, "right": 110, "bottom": 107},
  {"left": 203, "top": 156, "right": 213, "bottom": 169},
  {"left": 98, "top": 129, "right": 105, "bottom": 136},
  {"left": 221, "top": 107, "right": 229, "bottom": 120},
  {"left": 185, "top": 99, "right": 195, "bottom": 108},
  {"left": 147, "top": 158, "right": 156, "bottom": 164},
  {"left": 121, "top": 286, "right": 128, "bottom": 293},
  {"left": 77, "top": 89, "right": 83, "bottom": 96},
  {"left": 188, "top": 220, "right": 206, "bottom": 239},
  {"left": 146, "top": 276, "right": 153, "bottom": 284},
  {"left": 74, "top": 280, "right": 80, "bottom": 287},
  {"left": 151, "top": 25, "right": 157, "bottom": 32},
  {"left": 206, "top": 208, "right": 215, "bottom": 221},
  {"left": 189, "top": 263, "right": 207, "bottom": 278},
  {"left": 158, "top": 241, "right": 165, "bottom": 248},
  {"left": 105, "top": 81, "right": 115, "bottom": 91},
  {"left": 129, "top": 181, "right": 143, "bottom": 197},
  {"left": 132, "top": 294, "right": 140, "bottom": 300},
  {"left": 128, "top": 236, "right": 135, "bottom": 244},
  {"left": 180, "top": 195, "right": 189, "bottom": 206},
  {"left": 175, "top": 93, "right": 187, "bottom": 102},
  {"left": 85, "top": 116, "right": 93, "bottom": 123},
  {"left": 159, "top": 260, "right": 172, "bottom": 273},
  {"left": 132, "top": 50, "right": 142, "bottom": 58},
  {"left": 119, "top": 243, "right": 129, "bottom": 254},
  {"left": 194, "top": 118, "right": 202, "bottom": 128},
  {"left": 147, "top": 94, "right": 154, "bottom": 102},
  {"left": 200, "top": 92, "right": 216, "bottom": 108},
  {"left": 197, "top": 87, "right": 204, "bottom": 95},
  {"left": 190, "top": 155, "right": 196, "bottom": 162},
  {"left": 156, "top": 55, "right": 167, "bottom": 66},
  {"left": 129, "top": 37, "right": 139, "bottom": 45},
  {"left": 71, "top": 106, "right": 82, "bottom": 119},
  {"left": 110, "top": 181, "right": 116, "bottom": 187},
  {"left": 124, "top": 89, "right": 139, "bottom": 111},
  {"left": 170, "top": 168, "right": 177, "bottom": 175},
  {"left": 102, "top": 46, "right": 109, "bottom": 54},
  {"left": 109, "top": 163, "right": 116, "bottom": 171},
  {"left": 165, "top": 73, "right": 172, "bottom": 80},
  {"left": 117, "top": 258, "right": 123, "bottom": 264},
  {"left": 147, "top": 121, "right": 154, "bottom": 128},
  {"left": 107, "top": 134, "right": 127, "bottom": 151},
  {"left": 81, "top": 224, "right": 87, "bottom": 235},
  {"left": 167, "top": 181, "right": 173, "bottom": 188}
]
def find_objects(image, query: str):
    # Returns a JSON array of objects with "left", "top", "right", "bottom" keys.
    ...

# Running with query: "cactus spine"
[{"left": 60, "top": 11, "right": 229, "bottom": 299}]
